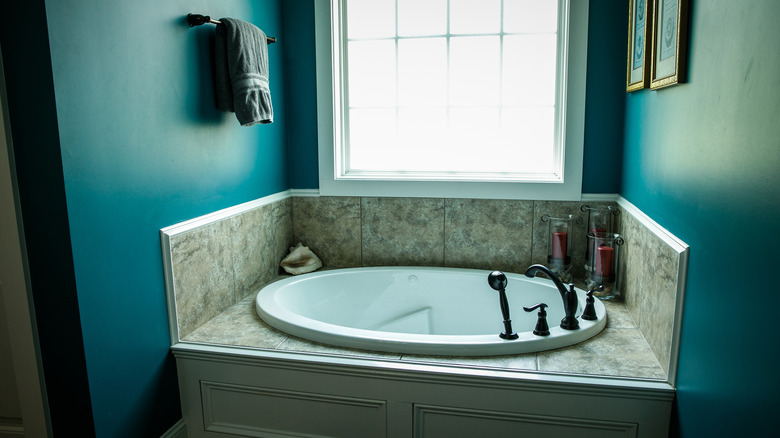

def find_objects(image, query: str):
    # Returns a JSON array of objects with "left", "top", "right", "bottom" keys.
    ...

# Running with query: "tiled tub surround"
[
  {"left": 161, "top": 192, "right": 687, "bottom": 383},
  {"left": 161, "top": 197, "right": 292, "bottom": 341},
  {"left": 184, "top": 287, "right": 667, "bottom": 380}
]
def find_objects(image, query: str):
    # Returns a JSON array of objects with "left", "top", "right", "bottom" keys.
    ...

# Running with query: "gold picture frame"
[
  {"left": 626, "top": 0, "right": 653, "bottom": 92},
  {"left": 649, "top": 0, "right": 689, "bottom": 90}
]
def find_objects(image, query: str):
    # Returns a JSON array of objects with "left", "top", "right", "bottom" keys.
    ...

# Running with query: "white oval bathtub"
[{"left": 255, "top": 267, "right": 607, "bottom": 356}]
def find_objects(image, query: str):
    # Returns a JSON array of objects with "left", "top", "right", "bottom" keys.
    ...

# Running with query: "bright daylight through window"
[{"left": 338, "top": 0, "right": 565, "bottom": 182}]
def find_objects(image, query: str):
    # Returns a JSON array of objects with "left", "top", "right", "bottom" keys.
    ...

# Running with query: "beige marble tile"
[
  {"left": 537, "top": 328, "right": 666, "bottom": 380},
  {"left": 444, "top": 198, "right": 534, "bottom": 273},
  {"left": 618, "top": 210, "right": 646, "bottom": 317},
  {"left": 183, "top": 295, "right": 289, "bottom": 349},
  {"left": 531, "top": 201, "right": 589, "bottom": 278},
  {"left": 637, "top": 235, "right": 678, "bottom": 374},
  {"left": 230, "top": 199, "right": 293, "bottom": 299},
  {"left": 362, "top": 197, "right": 445, "bottom": 266},
  {"left": 401, "top": 353, "right": 538, "bottom": 371},
  {"left": 262, "top": 198, "right": 294, "bottom": 287},
  {"left": 170, "top": 219, "right": 235, "bottom": 338},
  {"left": 602, "top": 300, "right": 637, "bottom": 329},
  {"left": 292, "top": 196, "right": 362, "bottom": 267},
  {"left": 278, "top": 336, "right": 402, "bottom": 360},
  {"left": 617, "top": 208, "right": 679, "bottom": 374}
]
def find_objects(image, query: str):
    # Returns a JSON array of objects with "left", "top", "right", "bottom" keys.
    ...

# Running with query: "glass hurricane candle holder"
[
  {"left": 585, "top": 233, "right": 624, "bottom": 300},
  {"left": 581, "top": 204, "right": 620, "bottom": 272},
  {"left": 541, "top": 214, "right": 577, "bottom": 283}
]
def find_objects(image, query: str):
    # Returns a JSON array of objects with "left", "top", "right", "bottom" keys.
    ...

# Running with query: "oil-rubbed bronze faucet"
[
  {"left": 524, "top": 264, "right": 580, "bottom": 330},
  {"left": 487, "top": 271, "right": 519, "bottom": 340}
]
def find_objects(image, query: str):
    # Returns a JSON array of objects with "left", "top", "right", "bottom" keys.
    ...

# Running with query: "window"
[{"left": 315, "top": 0, "right": 589, "bottom": 200}]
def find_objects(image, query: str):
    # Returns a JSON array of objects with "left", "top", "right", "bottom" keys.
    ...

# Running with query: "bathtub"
[{"left": 255, "top": 267, "right": 607, "bottom": 356}]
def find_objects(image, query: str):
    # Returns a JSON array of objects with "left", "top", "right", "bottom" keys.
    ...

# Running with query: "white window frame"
[{"left": 315, "top": 0, "right": 589, "bottom": 200}]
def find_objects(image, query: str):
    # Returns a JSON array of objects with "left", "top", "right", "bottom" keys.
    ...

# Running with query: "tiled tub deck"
[{"left": 182, "top": 279, "right": 667, "bottom": 381}]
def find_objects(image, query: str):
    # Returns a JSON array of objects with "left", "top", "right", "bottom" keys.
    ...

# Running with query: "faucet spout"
[
  {"left": 524, "top": 264, "right": 580, "bottom": 330},
  {"left": 524, "top": 264, "right": 569, "bottom": 299}
]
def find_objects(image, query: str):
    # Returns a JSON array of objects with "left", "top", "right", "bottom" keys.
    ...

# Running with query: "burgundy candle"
[
  {"left": 551, "top": 232, "right": 568, "bottom": 260},
  {"left": 595, "top": 245, "right": 614, "bottom": 278},
  {"left": 588, "top": 228, "right": 607, "bottom": 258}
]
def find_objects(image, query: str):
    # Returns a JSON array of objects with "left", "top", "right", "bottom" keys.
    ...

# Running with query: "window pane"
[
  {"left": 504, "top": 0, "right": 558, "bottom": 34},
  {"left": 502, "top": 34, "right": 557, "bottom": 106},
  {"left": 450, "top": 0, "right": 501, "bottom": 35},
  {"left": 398, "top": 108, "right": 447, "bottom": 171},
  {"left": 348, "top": 108, "right": 397, "bottom": 170},
  {"left": 347, "top": 0, "right": 395, "bottom": 39},
  {"left": 348, "top": 40, "right": 396, "bottom": 108},
  {"left": 398, "top": 38, "right": 447, "bottom": 107},
  {"left": 450, "top": 36, "right": 500, "bottom": 107},
  {"left": 398, "top": 0, "right": 447, "bottom": 36},
  {"left": 448, "top": 108, "right": 501, "bottom": 172},
  {"left": 501, "top": 107, "right": 556, "bottom": 173}
]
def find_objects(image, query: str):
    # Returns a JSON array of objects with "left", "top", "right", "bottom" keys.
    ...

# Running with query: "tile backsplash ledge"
[{"left": 160, "top": 190, "right": 688, "bottom": 382}]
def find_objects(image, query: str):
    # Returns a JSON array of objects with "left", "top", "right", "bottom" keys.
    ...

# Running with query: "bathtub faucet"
[
  {"left": 487, "top": 271, "right": 519, "bottom": 340},
  {"left": 524, "top": 264, "right": 579, "bottom": 330}
]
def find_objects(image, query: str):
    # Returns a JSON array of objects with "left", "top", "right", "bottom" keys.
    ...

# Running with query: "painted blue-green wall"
[
  {"left": 622, "top": 0, "right": 780, "bottom": 435},
  {"left": 282, "top": 0, "right": 321, "bottom": 189},
  {"left": 3, "top": 0, "right": 287, "bottom": 436},
  {"left": 582, "top": 0, "right": 626, "bottom": 194}
]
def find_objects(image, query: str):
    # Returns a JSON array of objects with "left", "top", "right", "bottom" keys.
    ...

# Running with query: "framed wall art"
[
  {"left": 626, "top": 0, "right": 653, "bottom": 92},
  {"left": 650, "top": 0, "right": 689, "bottom": 89}
]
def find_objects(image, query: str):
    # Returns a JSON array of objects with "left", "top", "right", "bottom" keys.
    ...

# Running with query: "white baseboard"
[
  {"left": 0, "top": 417, "right": 24, "bottom": 438},
  {"left": 160, "top": 419, "right": 187, "bottom": 438}
]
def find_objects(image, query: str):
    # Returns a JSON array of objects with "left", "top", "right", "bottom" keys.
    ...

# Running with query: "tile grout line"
[
  {"left": 442, "top": 198, "right": 447, "bottom": 266},
  {"left": 359, "top": 196, "right": 364, "bottom": 267}
]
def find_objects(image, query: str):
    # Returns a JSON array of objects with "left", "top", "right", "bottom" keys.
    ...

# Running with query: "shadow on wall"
[{"left": 182, "top": 16, "right": 225, "bottom": 124}]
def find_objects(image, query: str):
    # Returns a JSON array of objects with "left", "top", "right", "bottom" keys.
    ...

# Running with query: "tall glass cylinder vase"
[
  {"left": 581, "top": 205, "right": 620, "bottom": 273},
  {"left": 542, "top": 214, "right": 575, "bottom": 283},
  {"left": 585, "top": 233, "right": 624, "bottom": 300}
]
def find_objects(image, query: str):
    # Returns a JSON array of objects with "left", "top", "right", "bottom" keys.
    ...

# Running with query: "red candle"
[
  {"left": 551, "top": 232, "right": 567, "bottom": 260},
  {"left": 595, "top": 245, "right": 614, "bottom": 278},
  {"left": 588, "top": 228, "right": 607, "bottom": 258}
]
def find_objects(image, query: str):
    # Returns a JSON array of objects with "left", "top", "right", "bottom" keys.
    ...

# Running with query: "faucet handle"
[
  {"left": 581, "top": 285, "right": 603, "bottom": 321},
  {"left": 523, "top": 303, "right": 550, "bottom": 336},
  {"left": 523, "top": 303, "right": 547, "bottom": 312}
]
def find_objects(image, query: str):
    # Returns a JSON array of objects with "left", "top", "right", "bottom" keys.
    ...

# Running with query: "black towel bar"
[{"left": 187, "top": 14, "right": 277, "bottom": 44}]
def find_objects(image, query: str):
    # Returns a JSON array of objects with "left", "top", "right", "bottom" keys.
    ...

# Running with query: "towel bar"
[{"left": 187, "top": 14, "right": 277, "bottom": 44}]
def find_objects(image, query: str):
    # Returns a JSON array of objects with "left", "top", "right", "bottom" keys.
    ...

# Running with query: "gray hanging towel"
[{"left": 214, "top": 18, "right": 273, "bottom": 126}]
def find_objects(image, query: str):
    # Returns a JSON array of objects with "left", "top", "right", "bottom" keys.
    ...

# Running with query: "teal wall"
[
  {"left": 622, "top": 0, "right": 780, "bottom": 435},
  {"left": 582, "top": 0, "right": 627, "bottom": 193},
  {"left": 2, "top": 0, "right": 287, "bottom": 436},
  {"left": 282, "top": 0, "right": 320, "bottom": 189}
]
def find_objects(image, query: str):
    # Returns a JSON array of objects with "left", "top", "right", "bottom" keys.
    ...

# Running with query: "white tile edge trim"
[
  {"left": 160, "top": 189, "right": 295, "bottom": 237},
  {"left": 160, "top": 419, "right": 187, "bottom": 438},
  {"left": 616, "top": 196, "right": 690, "bottom": 253},
  {"left": 160, "top": 230, "right": 179, "bottom": 346}
]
